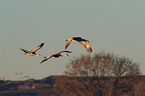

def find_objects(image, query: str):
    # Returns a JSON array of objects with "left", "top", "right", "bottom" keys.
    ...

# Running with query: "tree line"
[{"left": 54, "top": 52, "right": 144, "bottom": 96}]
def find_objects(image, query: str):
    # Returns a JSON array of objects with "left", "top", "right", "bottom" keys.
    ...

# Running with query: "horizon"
[{"left": 1, "top": 74, "right": 145, "bottom": 82}]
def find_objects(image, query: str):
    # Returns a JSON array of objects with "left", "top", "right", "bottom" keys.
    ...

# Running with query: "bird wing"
[
  {"left": 83, "top": 41, "right": 93, "bottom": 53},
  {"left": 73, "top": 37, "right": 85, "bottom": 42},
  {"left": 31, "top": 43, "right": 44, "bottom": 52},
  {"left": 65, "top": 38, "right": 73, "bottom": 49},
  {"left": 40, "top": 55, "right": 52, "bottom": 64},
  {"left": 20, "top": 48, "right": 31, "bottom": 53},
  {"left": 79, "top": 40, "right": 87, "bottom": 45},
  {"left": 59, "top": 50, "right": 72, "bottom": 54}
]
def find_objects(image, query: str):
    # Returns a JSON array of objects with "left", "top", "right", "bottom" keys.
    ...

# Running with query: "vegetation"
[{"left": 55, "top": 52, "right": 143, "bottom": 96}]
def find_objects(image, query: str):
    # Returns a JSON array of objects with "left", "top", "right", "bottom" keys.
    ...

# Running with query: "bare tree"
[
  {"left": 129, "top": 79, "right": 145, "bottom": 96},
  {"left": 55, "top": 52, "right": 141, "bottom": 96}
]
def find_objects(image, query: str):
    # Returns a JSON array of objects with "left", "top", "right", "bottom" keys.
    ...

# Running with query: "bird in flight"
[
  {"left": 20, "top": 43, "right": 44, "bottom": 56},
  {"left": 40, "top": 51, "right": 72, "bottom": 64},
  {"left": 65, "top": 37, "right": 92, "bottom": 53}
]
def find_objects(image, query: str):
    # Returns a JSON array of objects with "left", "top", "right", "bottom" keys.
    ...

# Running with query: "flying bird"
[
  {"left": 65, "top": 37, "right": 92, "bottom": 53},
  {"left": 40, "top": 51, "right": 72, "bottom": 64},
  {"left": 20, "top": 43, "right": 44, "bottom": 56}
]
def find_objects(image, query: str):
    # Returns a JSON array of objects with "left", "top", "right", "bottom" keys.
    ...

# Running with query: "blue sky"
[{"left": 0, "top": 0, "right": 145, "bottom": 80}]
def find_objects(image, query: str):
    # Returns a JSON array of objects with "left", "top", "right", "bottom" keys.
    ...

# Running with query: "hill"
[{"left": 0, "top": 75, "right": 144, "bottom": 96}]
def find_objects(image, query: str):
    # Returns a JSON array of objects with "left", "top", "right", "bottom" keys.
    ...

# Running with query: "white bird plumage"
[
  {"left": 20, "top": 43, "right": 44, "bottom": 56},
  {"left": 40, "top": 51, "right": 72, "bottom": 64},
  {"left": 65, "top": 37, "right": 92, "bottom": 53}
]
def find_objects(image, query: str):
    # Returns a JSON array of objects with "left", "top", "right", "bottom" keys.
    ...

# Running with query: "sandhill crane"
[
  {"left": 20, "top": 43, "right": 44, "bottom": 56},
  {"left": 65, "top": 37, "right": 92, "bottom": 53},
  {"left": 40, "top": 51, "right": 72, "bottom": 64}
]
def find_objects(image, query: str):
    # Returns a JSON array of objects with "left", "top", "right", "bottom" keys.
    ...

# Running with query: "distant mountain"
[
  {"left": 0, "top": 75, "right": 144, "bottom": 96},
  {"left": 0, "top": 75, "right": 61, "bottom": 96}
]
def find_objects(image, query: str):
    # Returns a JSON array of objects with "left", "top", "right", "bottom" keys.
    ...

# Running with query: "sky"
[{"left": 0, "top": 0, "right": 145, "bottom": 80}]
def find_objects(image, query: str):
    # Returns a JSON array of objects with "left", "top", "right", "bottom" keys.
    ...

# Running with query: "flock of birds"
[{"left": 20, "top": 37, "right": 93, "bottom": 64}]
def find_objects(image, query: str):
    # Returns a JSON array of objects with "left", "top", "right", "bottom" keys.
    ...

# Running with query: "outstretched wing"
[
  {"left": 31, "top": 43, "right": 44, "bottom": 52},
  {"left": 20, "top": 48, "right": 31, "bottom": 53},
  {"left": 83, "top": 41, "right": 92, "bottom": 53},
  {"left": 65, "top": 38, "right": 73, "bottom": 49},
  {"left": 59, "top": 50, "right": 72, "bottom": 54},
  {"left": 40, "top": 55, "right": 52, "bottom": 64},
  {"left": 79, "top": 40, "right": 87, "bottom": 45}
]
